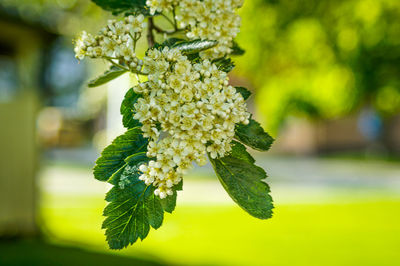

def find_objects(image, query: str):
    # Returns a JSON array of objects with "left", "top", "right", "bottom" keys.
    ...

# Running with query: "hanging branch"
[
  {"left": 147, "top": 17, "right": 156, "bottom": 47},
  {"left": 75, "top": 0, "right": 275, "bottom": 251}
]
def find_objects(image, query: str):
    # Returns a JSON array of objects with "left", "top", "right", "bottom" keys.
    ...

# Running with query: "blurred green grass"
[{"left": 41, "top": 192, "right": 400, "bottom": 266}]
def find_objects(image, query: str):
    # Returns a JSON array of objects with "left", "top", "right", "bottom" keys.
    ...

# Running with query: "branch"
[
  {"left": 147, "top": 17, "right": 156, "bottom": 48},
  {"left": 172, "top": 6, "right": 178, "bottom": 31},
  {"left": 148, "top": 15, "right": 184, "bottom": 47}
]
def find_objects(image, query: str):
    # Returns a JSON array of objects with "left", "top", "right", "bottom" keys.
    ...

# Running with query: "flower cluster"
[
  {"left": 146, "top": 0, "right": 243, "bottom": 59},
  {"left": 74, "top": 15, "right": 146, "bottom": 72},
  {"left": 146, "top": 0, "right": 178, "bottom": 16},
  {"left": 74, "top": 6, "right": 250, "bottom": 199},
  {"left": 135, "top": 47, "right": 250, "bottom": 198},
  {"left": 179, "top": 0, "right": 243, "bottom": 59}
]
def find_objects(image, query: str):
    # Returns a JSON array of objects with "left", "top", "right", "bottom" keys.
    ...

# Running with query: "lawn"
[{"left": 41, "top": 191, "right": 400, "bottom": 266}]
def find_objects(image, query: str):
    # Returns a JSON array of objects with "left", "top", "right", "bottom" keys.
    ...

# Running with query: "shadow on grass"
[{"left": 0, "top": 238, "right": 166, "bottom": 266}]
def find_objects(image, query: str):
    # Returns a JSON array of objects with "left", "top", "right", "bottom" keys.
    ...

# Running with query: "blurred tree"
[
  {"left": 0, "top": 0, "right": 109, "bottom": 35},
  {"left": 236, "top": 0, "right": 400, "bottom": 135},
  {"left": 0, "top": 11, "right": 56, "bottom": 238},
  {"left": 1, "top": 0, "right": 112, "bottom": 139},
  {"left": 0, "top": 0, "right": 108, "bottom": 238}
]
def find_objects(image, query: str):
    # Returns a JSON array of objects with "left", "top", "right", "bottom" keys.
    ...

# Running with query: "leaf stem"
[
  {"left": 106, "top": 59, "right": 129, "bottom": 71},
  {"left": 106, "top": 59, "right": 148, "bottom": 76}
]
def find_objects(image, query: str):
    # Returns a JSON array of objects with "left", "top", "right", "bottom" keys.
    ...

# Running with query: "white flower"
[
  {"left": 134, "top": 48, "right": 250, "bottom": 197},
  {"left": 74, "top": 15, "right": 145, "bottom": 72},
  {"left": 75, "top": 3, "right": 250, "bottom": 198},
  {"left": 74, "top": 31, "right": 95, "bottom": 60},
  {"left": 149, "top": 0, "right": 244, "bottom": 59},
  {"left": 180, "top": 88, "right": 193, "bottom": 102}
]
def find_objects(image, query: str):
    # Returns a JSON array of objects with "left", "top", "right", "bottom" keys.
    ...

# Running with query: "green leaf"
[
  {"left": 102, "top": 171, "right": 151, "bottom": 249},
  {"left": 230, "top": 141, "right": 255, "bottom": 164},
  {"left": 91, "top": 0, "right": 148, "bottom": 15},
  {"left": 102, "top": 160, "right": 158, "bottom": 249},
  {"left": 125, "top": 152, "right": 148, "bottom": 165},
  {"left": 145, "top": 194, "right": 164, "bottom": 229},
  {"left": 231, "top": 41, "right": 245, "bottom": 56},
  {"left": 172, "top": 39, "right": 218, "bottom": 54},
  {"left": 235, "top": 119, "right": 274, "bottom": 151},
  {"left": 88, "top": 66, "right": 127, "bottom": 88},
  {"left": 212, "top": 57, "right": 235, "bottom": 72},
  {"left": 235, "top": 87, "right": 252, "bottom": 100},
  {"left": 210, "top": 142, "right": 274, "bottom": 219},
  {"left": 121, "top": 88, "right": 142, "bottom": 129},
  {"left": 108, "top": 151, "right": 149, "bottom": 186},
  {"left": 160, "top": 180, "right": 183, "bottom": 213},
  {"left": 160, "top": 38, "right": 185, "bottom": 48},
  {"left": 93, "top": 127, "right": 148, "bottom": 182},
  {"left": 96, "top": 135, "right": 182, "bottom": 249},
  {"left": 105, "top": 161, "right": 147, "bottom": 202},
  {"left": 186, "top": 52, "right": 202, "bottom": 63}
]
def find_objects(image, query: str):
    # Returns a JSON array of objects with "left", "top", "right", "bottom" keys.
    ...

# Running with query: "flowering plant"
[{"left": 75, "top": 0, "right": 275, "bottom": 250}]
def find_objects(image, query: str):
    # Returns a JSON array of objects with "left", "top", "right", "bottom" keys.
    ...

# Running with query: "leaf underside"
[
  {"left": 88, "top": 66, "right": 127, "bottom": 88},
  {"left": 156, "top": 39, "right": 218, "bottom": 55},
  {"left": 172, "top": 39, "right": 218, "bottom": 54}
]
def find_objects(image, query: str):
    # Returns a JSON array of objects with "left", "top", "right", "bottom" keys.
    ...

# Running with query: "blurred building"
[
  {"left": 275, "top": 112, "right": 400, "bottom": 155},
  {"left": 0, "top": 8, "right": 57, "bottom": 236}
]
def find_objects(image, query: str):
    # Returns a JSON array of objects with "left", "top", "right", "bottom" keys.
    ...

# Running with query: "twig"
[
  {"left": 147, "top": 17, "right": 156, "bottom": 48},
  {"left": 172, "top": 6, "right": 178, "bottom": 31}
]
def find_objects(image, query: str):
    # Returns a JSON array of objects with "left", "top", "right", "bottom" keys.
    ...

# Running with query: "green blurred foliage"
[
  {"left": 0, "top": 0, "right": 109, "bottom": 35},
  {"left": 237, "top": 0, "right": 400, "bottom": 134}
]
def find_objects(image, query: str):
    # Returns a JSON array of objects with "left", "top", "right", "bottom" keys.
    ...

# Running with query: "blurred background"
[{"left": 0, "top": 0, "right": 399, "bottom": 265}]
